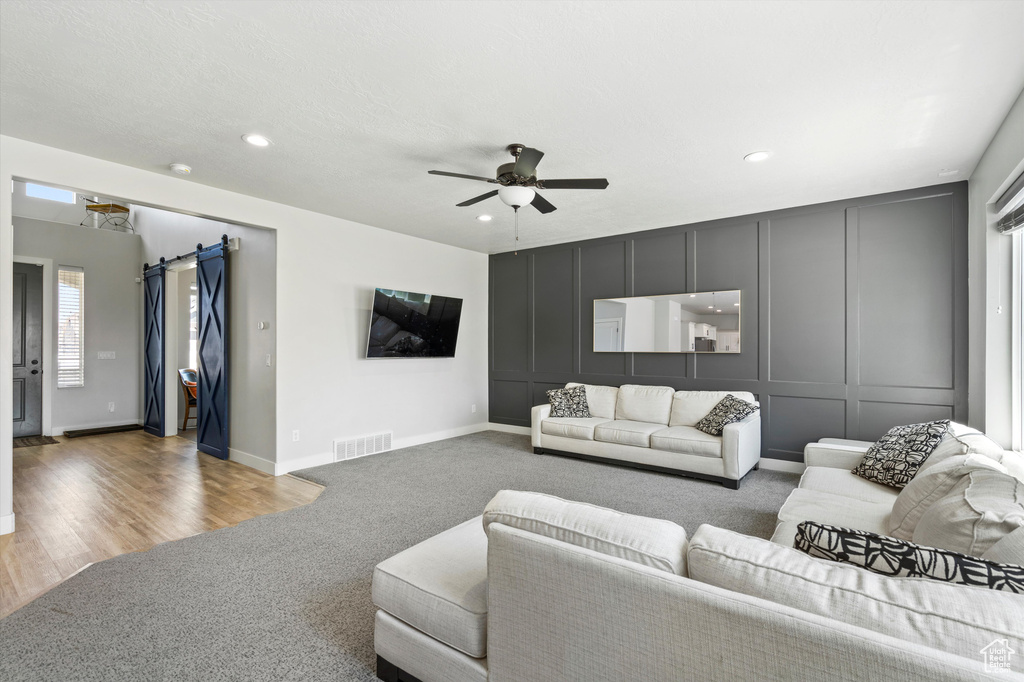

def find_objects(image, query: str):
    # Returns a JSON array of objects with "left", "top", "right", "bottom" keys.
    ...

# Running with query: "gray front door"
[{"left": 13, "top": 263, "right": 44, "bottom": 437}]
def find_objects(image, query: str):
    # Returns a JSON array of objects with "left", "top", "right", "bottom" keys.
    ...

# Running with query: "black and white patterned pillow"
[
  {"left": 694, "top": 395, "right": 759, "bottom": 436},
  {"left": 547, "top": 385, "right": 591, "bottom": 418},
  {"left": 852, "top": 420, "right": 950, "bottom": 489},
  {"left": 795, "top": 521, "right": 1024, "bottom": 593}
]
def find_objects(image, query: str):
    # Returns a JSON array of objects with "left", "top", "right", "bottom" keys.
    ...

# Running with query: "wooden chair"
[{"left": 178, "top": 368, "right": 198, "bottom": 430}]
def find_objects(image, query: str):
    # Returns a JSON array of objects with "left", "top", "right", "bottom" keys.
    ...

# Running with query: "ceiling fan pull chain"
[{"left": 514, "top": 207, "right": 519, "bottom": 255}]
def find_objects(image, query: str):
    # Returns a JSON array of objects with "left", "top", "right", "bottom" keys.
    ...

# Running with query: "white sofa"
[
  {"left": 373, "top": 484, "right": 1021, "bottom": 681},
  {"left": 531, "top": 383, "right": 761, "bottom": 488}
]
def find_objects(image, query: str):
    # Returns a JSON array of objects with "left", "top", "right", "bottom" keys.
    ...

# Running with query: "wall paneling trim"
[{"left": 488, "top": 183, "right": 968, "bottom": 462}]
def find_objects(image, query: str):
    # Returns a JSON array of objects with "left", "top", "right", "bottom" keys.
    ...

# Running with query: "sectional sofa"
[
  {"left": 532, "top": 383, "right": 761, "bottom": 488},
  {"left": 371, "top": 425, "right": 1023, "bottom": 681}
]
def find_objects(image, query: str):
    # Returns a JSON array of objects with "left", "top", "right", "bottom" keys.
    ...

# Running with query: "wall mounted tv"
[{"left": 366, "top": 288, "right": 463, "bottom": 358}]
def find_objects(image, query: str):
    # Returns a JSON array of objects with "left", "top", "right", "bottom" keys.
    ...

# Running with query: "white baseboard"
[
  {"left": 275, "top": 451, "right": 334, "bottom": 476},
  {"left": 228, "top": 447, "right": 277, "bottom": 475},
  {"left": 0, "top": 513, "right": 15, "bottom": 535},
  {"left": 49, "top": 419, "right": 142, "bottom": 436},
  {"left": 274, "top": 422, "right": 493, "bottom": 476},
  {"left": 758, "top": 457, "right": 806, "bottom": 474},
  {"left": 487, "top": 423, "right": 531, "bottom": 436}
]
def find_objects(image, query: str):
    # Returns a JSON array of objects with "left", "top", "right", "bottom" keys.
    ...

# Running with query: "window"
[
  {"left": 57, "top": 267, "right": 84, "bottom": 388},
  {"left": 1015, "top": 232, "right": 1023, "bottom": 450},
  {"left": 26, "top": 183, "right": 76, "bottom": 204}
]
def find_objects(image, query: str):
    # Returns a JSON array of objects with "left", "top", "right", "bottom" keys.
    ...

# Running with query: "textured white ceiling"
[{"left": 2, "top": 1, "right": 1022, "bottom": 254}]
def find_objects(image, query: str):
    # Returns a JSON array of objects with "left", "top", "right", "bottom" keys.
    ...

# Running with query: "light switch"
[
  {"left": 265, "top": 354, "right": 272, "bottom": 367},
  {"left": 97, "top": 351, "right": 116, "bottom": 360}
]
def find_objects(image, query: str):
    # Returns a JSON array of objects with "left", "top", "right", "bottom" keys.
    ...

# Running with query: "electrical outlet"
[
  {"left": 471, "top": 404, "right": 477, "bottom": 413},
  {"left": 108, "top": 402, "right": 115, "bottom": 412},
  {"left": 292, "top": 429, "right": 300, "bottom": 442}
]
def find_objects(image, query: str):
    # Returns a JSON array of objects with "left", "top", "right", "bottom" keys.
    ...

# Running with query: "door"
[
  {"left": 594, "top": 319, "right": 622, "bottom": 352},
  {"left": 13, "top": 263, "right": 43, "bottom": 437},
  {"left": 143, "top": 263, "right": 166, "bottom": 436},
  {"left": 196, "top": 238, "right": 229, "bottom": 460}
]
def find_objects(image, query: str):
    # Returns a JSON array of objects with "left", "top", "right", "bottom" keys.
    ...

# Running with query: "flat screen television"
[{"left": 366, "top": 288, "right": 463, "bottom": 358}]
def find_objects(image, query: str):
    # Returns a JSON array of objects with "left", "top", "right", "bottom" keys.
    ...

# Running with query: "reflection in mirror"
[{"left": 594, "top": 290, "right": 740, "bottom": 353}]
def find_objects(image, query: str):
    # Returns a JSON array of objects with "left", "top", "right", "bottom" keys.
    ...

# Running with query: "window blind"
[{"left": 57, "top": 267, "right": 84, "bottom": 388}]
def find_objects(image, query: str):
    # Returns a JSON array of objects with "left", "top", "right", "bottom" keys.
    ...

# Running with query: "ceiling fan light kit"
[{"left": 498, "top": 185, "right": 535, "bottom": 208}]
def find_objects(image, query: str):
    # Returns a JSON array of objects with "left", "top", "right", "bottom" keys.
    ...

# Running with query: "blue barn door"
[
  {"left": 142, "top": 260, "right": 166, "bottom": 437},
  {"left": 196, "top": 237, "right": 229, "bottom": 459}
]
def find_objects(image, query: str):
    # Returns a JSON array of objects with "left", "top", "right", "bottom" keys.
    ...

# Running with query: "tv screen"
[{"left": 366, "top": 288, "right": 463, "bottom": 358}]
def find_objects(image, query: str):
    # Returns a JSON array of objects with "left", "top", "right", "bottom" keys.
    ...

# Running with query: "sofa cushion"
[
  {"left": 776, "top": 488, "right": 891, "bottom": 535},
  {"left": 889, "top": 453, "right": 1007, "bottom": 540},
  {"left": 851, "top": 420, "right": 951, "bottom": 489},
  {"left": 541, "top": 417, "right": 613, "bottom": 441},
  {"left": 482, "top": 490, "right": 688, "bottom": 574},
  {"left": 984, "top": 527, "right": 1024, "bottom": 566},
  {"left": 566, "top": 382, "right": 618, "bottom": 420},
  {"left": 614, "top": 384, "right": 675, "bottom": 424},
  {"left": 649, "top": 426, "right": 722, "bottom": 458},
  {"left": 694, "top": 395, "right": 759, "bottom": 436},
  {"left": 916, "top": 426, "right": 1004, "bottom": 475},
  {"left": 594, "top": 420, "right": 664, "bottom": 448},
  {"left": 913, "top": 467, "right": 1024, "bottom": 556},
  {"left": 798, "top": 466, "right": 899, "bottom": 505},
  {"left": 686, "top": 524, "right": 1024, "bottom": 666},
  {"left": 795, "top": 521, "right": 1024, "bottom": 592},
  {"left": 372, "top": 517, "right": 488, "bottom": 658},
  {"left": 546, "top": 385, "right": 590, "bottom": 418},
  {"left": 669, "top": 390, "right": 756, "bottom": 427}
]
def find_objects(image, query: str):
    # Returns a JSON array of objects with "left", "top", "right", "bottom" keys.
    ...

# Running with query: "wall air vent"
[{"left": 333, "top": 431, "right": 393, "bottom": 462}]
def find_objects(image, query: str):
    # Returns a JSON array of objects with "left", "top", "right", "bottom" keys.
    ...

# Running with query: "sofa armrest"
[
  {"left": 803, "top": 442, "right": 869, "bottom": 469},
  {"left": 721, "top": 413, "right": 761, "bottom": 480},
  {"left": 531, "top": 404, "right": 551, "bottom": 448}
]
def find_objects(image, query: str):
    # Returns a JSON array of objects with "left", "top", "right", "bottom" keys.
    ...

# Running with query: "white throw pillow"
[
  {"left": 482, "top": 490, "right": 688, "bottom": 574},
  {"left": 686, "top": 524, "right": 1024, "bottom": 666},
  {"left": 913, "top": 468, "right": 1024, "bottom": 556},
  {"left": 917, "top": 428, "right": 1006, "bottom": 475},
  {"left": 888, "top": 453, "right": 1006, "bottom": 540}
]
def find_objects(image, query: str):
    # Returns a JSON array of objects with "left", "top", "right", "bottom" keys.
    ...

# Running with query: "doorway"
[{"left": 12, "top": 263, "right": 43, "bottom": 437}]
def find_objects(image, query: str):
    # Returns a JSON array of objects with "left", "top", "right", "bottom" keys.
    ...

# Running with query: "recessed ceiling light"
[
  {"left": 734, "top": 303, "right": 740, "bottom": 306},
  {"left": 937, "top": 169, "right": 959, "bottom": 177},
  {"left": 744, "top": 151, "right": 771, "bottom": 163},
  {"left": 476, "top": 215, "right": 492, "bottom": 222},
  {"left": 689, "top": 294, "right": 696, "bottom": 298},
  {"left": 242, "top": 133, "right": 272, "bottom": 147},
  {"left": 707, "top": 305, "right": 714, "bottom": 309},
  {"left": 716, "top": 309, "right": 722, "bottom": 312},
  {"left": 169, "top": 163, "right": 191, "bottom": 175}
]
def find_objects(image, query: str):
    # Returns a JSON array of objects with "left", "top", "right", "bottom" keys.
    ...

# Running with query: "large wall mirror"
[{"left": 594, "top": 290, "right": 741, "bottom": 353}]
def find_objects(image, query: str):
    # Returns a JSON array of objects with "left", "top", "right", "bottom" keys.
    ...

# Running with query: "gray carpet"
[{"left": 0, "top": 431, "right": 798, "bottom": 682}]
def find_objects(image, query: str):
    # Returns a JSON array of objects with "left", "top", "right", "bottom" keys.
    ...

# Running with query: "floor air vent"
[{"left": 333, "top": 431, "right": 393, "bottom": 462}]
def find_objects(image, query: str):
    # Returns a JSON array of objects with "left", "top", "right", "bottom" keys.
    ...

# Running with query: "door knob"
[{"left": 30, "top": 370, "right": 39, "bottom": 375}]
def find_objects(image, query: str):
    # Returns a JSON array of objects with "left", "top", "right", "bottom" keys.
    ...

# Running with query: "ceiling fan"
[{"left": 428, "top": 143, "right": 609, "bottom": 214}]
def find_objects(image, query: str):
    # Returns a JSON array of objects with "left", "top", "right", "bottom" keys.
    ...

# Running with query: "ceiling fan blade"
[
  {"left": 429, "top": 170, "right": 497, "bottom": 183},
  {"left": 537, "top": 178, "right": 609, "bottom": 190},
  {"left": 530, "top": 191, "right": 557, "bottom": 214},
  {"left": 512, "top": 147, "right": 544, "bottom": 178},
  {"left": 456, "top": 189, "right": 499, "bottom": 207}
]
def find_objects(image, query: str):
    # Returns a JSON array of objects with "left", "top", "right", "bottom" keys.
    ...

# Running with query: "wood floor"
[{"left": 0, "top": 431, "right": 323, "bottom": 619}]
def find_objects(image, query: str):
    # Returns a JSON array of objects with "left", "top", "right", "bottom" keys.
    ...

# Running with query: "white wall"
[
  {"left": 0, "top": 135, "right": 490, "bottom": 534},
  {"left": 13, "top": 217, "right": 142, "bottom": 433},
  {"left": 968, "top": 87, "right": 1024, "bottom": 448},
  {"left": 133, "top": 206, "right": 278, "bottom": 462}
]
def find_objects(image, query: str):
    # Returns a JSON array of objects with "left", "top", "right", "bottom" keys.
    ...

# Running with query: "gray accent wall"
[{"left": 489, "top": 182, "right": 968, "bottom": 462}]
